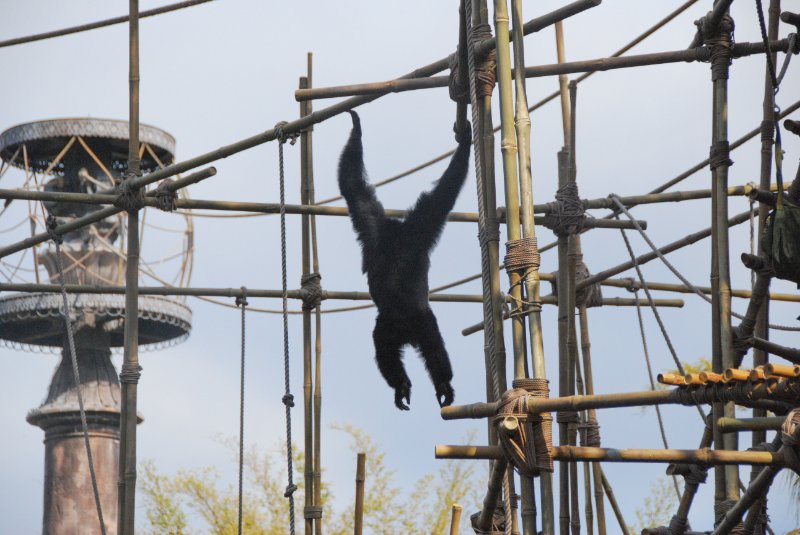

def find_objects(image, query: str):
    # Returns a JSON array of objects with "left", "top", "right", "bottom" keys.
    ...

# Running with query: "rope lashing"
[
  {"left": 275, "top": 122, "right": 297, "bottom": 533},
  {"left": 695, "top": 11, "right": 735, "bottom": 81},
  {"left": 114, "top": 171, "right": 145, "bottom": 212},
  {"left": 300, "top": 272, "right": 323, "bottom": 311},
  {"left": 448, "top": 50, "right": 470, "bottom": 104},
  {"left": 303, "top": 506, "right": 323, "bottom": 520},
  {"left": 544, "top": 182, "right": 585, "bottom": 237},
  {"left": 715, "top": 500, "right": 746, "bottom": 535},
  {"left": 504, "top": 237, "right": 540, "bottom": 277},
  {"left": 548, "top": 260, "right": 603, "bottom": 309},
  {"left": 236, "top": 286, "right": 247, "bottom": 535},
  {"left": 495, "top": 379, "right": 554, "bottom": 477},
  {"left": 577, "top": 416, "right": 601, "bottom": 449},
  {"left": 478, "top": 217, "right": 501, "bottom": 247},
  {"left": 468, "top": 23, "right": 496, "bottom": 98},
  {"left": 709, "top": 141, "right": 733, "bottom": 171},
  {"left": 47, "top": 213, "right": 107, "bottom": 535},
  {"left": 731, "top": 325, "right": 755, "bottom": 356},
  {"left": 154, "top": 179, "right": 178, "bottom": 212}
]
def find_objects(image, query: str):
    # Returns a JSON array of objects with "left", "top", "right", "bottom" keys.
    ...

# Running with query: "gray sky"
[{"left": 1, "top": 0, "right": 800, "bottom": 533}]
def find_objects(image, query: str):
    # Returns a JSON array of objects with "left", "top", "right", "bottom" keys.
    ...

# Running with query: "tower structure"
[{"left": 0, "top": 118, "right": 192, "bottom": 535}]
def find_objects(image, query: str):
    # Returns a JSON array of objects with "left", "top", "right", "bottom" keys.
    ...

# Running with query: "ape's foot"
[
  {"left": 394, "top": 383, "right": 411, "bottom": 411},
  {"left": 435, "top": 382, "right": 455, "bottom": 408}
]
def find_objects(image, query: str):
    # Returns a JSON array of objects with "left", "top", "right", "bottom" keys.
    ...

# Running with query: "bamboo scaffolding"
[
  {"left": 0, "top": 0, "right": 214, "bottom": 48},
  {"left": 0, "top": 189, "right": 648, "bottom": 230},
  {"left": 118, "top": 2, "right": 141, "bottom": 533},
  {"left": 434, "top": 445, "right": 790, "bottom": 467},
  {"left": 293, "top": 39, "right": 795, "bottom": 101}
]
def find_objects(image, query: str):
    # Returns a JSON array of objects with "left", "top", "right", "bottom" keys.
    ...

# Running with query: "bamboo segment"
[
  {"left": 748, "top": 368, "right": 767, "bottom": 381},
  {"left": 751, "top": 337, "right": 800, "bottom": 364},
  {"left": 450, "top": 504, "right": 463, "bottom": 535},
  {"left": 717, "top": 417, "right": 784, "bottom": 433},
  {"left": 354, "top": 453, "right": 366, "bottom": 535},
  {"left": 657, "top": 373, "right": 686, "bottom": 386},
  {"left": 699, "top": 372, "right": 724, "bottom": 384},
  {"left": 723, "top": 369, "right": 750, "bottom": 382},
  {"left": 763, "top": 363, "right": 800, "bottom": 378}
]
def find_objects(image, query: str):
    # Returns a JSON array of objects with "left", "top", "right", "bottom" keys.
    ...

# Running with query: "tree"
[
  {"left": 627, "top": 477, "right": 679, "bottom": 534},
  {"left": 139, "top": 426, "right": 480, "bottom": 534}
]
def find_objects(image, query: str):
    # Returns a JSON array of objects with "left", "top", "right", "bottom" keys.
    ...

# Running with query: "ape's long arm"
[
  {"left": 405, "top": 127, "right": 471, "bottom": 248},
  {"left": 337, "top": 111, "right": 385, "bottom": 249}
]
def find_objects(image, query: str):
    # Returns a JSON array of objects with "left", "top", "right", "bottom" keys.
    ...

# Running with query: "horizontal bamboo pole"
[
  {"left": 751, "top": 337, "right": 800, "bottom": 364},
  {"left": 576, "top": 209, "right": 753, "bottom": 291},
  {"left": 0, "top": 0, "right": 213, "bottom": 48},
  {"left": 717, "top": 417, "right": 784, "bottom": 433},
  {"left": 0, "top": 167, "right": 216, "bottom": 259},
  {"left": 295, "top": 39, "right": 793, "bottom": 101},
  {"left": 595, "top": 277, "right": 800, "bottom": 303},
  {"left": 0, "top": 188, "right": 647, "bottom": 230},
  {"left": 434, "top": 445, "right": 787, "bottom": 467},
  {"left": 0, "top": 282, "right": 684, "bottom": 309}
]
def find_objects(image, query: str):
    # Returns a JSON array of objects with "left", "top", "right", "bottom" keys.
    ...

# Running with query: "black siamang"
[{"left": 337, "top": 111, "right": 471, "bottom": 410}]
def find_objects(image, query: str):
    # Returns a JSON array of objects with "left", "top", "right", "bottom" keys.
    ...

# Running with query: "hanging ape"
[{"left": 337, "top": 111, "right": 471, "bottom": 410}]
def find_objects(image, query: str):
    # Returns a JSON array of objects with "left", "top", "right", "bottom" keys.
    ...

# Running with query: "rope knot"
[
  {"left": 114, "top": 173, "right": 145, "bottom": 212},
  {"left": 470, "top": 23, "right": 497, "bottom": 98},
  {"left": 709, "top": 141, "right": 733, "bottom": 171},
  {"left": 696, "top": 12, "right": 735, "bottom": 81},
  {"left": 46, "top": 214, "right": 63, "bottom": 245},
  {"left": 300, "top": 272, "right": 323, "bottom": 310},
  {"left": 622, "top": 277, "right": 641, "bottom": 293},
  {"left": 448, "top": 49, "right": 470, "bottom": 104},
  {"left": 236, "top": 286, "right": 248, "bottom": 308},
  {"left": 495, "top": 379, "right": 554, "bottom": 477},
  {"left": 274, "top": 121, "right": 299, "bottom": 145},
  {"left": 282, "top": 394, "right": 295, "bottom": 408},
  {"left": 283, "top": 483, "right": 298, "bottom": 498},
  {"left": 544, "top": 182, "right": 585, "bottom": 237},
  {"left": 119, "top": 363, "right": 143, "bottom": 384},
  {"left": 549, "top": 260, "right": 603, "bottom": 308},
  {"left": 154, "top": 179, "right": 178, "bottom": 212}
]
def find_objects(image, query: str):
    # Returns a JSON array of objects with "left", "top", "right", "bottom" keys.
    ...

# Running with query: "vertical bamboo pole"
[
  {"left": 307, "top": 52, "right": 324, "bottom": 535},
  {"left": 118, "top": 1, "right": 141, "bottom": 533},
  {"left": 450, "top": 504, "right": 463, "bottom": 535},
  {"left": 492, "top": 0, "right": 525, "bottom": 531},
  {"left": 708, "top": 6, "right": 739, "bottom": 501},
  {"left": 556, "top": 146, "right": 571, "bottom": 535},
  {"left": 511, "top": 0, "right": 554, "bottom": 532},
  {"left": 299, "top": 73, "right": 315, "bottom": 535},
  {"left": 573, "top": 336, "right": 593, "bottom": 535},
  {"left": 354, "top": 453, "right": 366, "bottom": 535}
]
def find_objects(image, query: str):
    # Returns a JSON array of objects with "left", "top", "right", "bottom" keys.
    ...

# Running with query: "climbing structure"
[{"left": 0, "top": 0, "right": 799, "bottom": 534}]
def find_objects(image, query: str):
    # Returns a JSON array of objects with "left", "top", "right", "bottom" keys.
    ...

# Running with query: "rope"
[
  {"left": 46, "top": 214, "right": 107, "bottom": 535},
  {"left": 275, "top": 123, "right": 297, "bottom": 534},
  {"left": 236, "top": 287, "right": 247, "bottom": 535},
  {"left": 696, "top": 11, "right": 734, "bottom": 81},
  {"left": 609, "top": 195, "right": 800, "bottom": 331},
  {"left": 154, "top": 179, "right": 178, "bottom": 212},
  {"left": 300, "top": 272, "right": 323, "bottom": 311},
  {"left": 543, "top": 182, "right": 585, "bottom": 237},
  {"left": 113, "top": 171, "right": 144, "bottom": 213},
  {"left": 495, "top": 379, "right": 553, "bottom": 477}
]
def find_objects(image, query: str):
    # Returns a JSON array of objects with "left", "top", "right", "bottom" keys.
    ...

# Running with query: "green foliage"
[
  {"left": 627, "top": 477, "right": 679, "bottom": 534},
  {"left": 667, "top": 358, "right": 712, "bottom": 376},
  {"left": 139, "top": 426, "right": 480, "bottom": 534}
]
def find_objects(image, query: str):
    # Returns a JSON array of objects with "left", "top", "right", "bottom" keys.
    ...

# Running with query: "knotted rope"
[
  {"left": 46, "top": 214, "right": 107, "bottom": 535},
  {"left": 696, "top": 11, "right": 735, "bottom": 81},
  {"left": 154, "top": 179, "right": 178, "bottom": 212},
  {"left": 275, "top": 123, "right": 297, "bottom": 534},
  {"left": 469, "top": 24, "right": 496, "bottom": 98},
  {"left": 114, "top": 171, "right": 144, "bottom": 212},
  {"left": 495, "top": 379, "right": 554, "bottom": 477},
  {"left": 504, "top": 237, "right": 540, "bottom": 276},
  {"left": 300, "top": 272, "right": 323, "bottom": 311},
  {"left": 236, "top": 287, "right": 248, "bottom": 535},
  {"left": 544, "top": 182, "right": 584, "bottom": 237}
]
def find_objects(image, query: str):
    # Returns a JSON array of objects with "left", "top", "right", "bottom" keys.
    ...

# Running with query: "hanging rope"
[
  {"left": 236, "top": 287, "right": 247, "bottom": 535},
  {"left": 609, "top": 195, "right": 800, "bottom": 332},
  {"left": 274, "top": 122, "right": 298, "bottom": 535},
  {"left": 45, "top": 214, "right": 107, "bottom": 535}
]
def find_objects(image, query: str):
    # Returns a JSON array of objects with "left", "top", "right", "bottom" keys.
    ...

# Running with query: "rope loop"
[
  {"left": 114, "top": 173, "right": 145, "bottom": 212},
  {"left": 274, "top": 121, "right": 299, "bottom": 146},
  {"left": 236, "top": 286, "right": 248, "bottom": 308},
  {"left": 46, "top": 214, "right": 63, "bottom": 245},
  {"left": 696, "top": 11, "right": 735, "bottom": 81},
  {"left": 154, "top": 179, "right": 178, "bottom": 212},
  {"left": 544, "top": 182, "right": 584, "bottom": 237},
  {"left": 709, "top": 140, "right": 733, "bottom": 171},
  {"left": 300, "top": 272, "right": 323, "bottom": 310},
  {"left": 119, "top": 363, "right": 143, "bottom": 385},
  {"left": 495, "top": 379, "right": 554, "bottom": 477}
]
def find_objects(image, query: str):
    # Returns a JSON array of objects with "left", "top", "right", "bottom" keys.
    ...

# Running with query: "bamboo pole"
[
  {"left": 717, "top": 417, "right": 784, "bottom": 433},
  {"left": 434, "top": 445, "right": 789, "bottom": 466},
  {"left": 118, "top": 2, "right": 141, "bottom": 533},
  {"left": 751, "top": 336, "right": 800, "bottom": 364},
  {"left": 0, "top": 0, "right": 214, "bottom": 48},
  {"left": 599, "top": 469, "right": 630, "bottom": 535},
  {"left": 353, "top": 453, "right": 366, "bottom": 535},
  {"left": 450, "top": 504, "right": 463, "bottom": 535},
  {"left": 576, "top": 209, "right": 754, "bottom": 291},
  {"left": 510, "top": 0, "right": 554, "bottom": 530},
  {"left": 299, "top": 74, "right": 315, "bottom": 535},
  {"left": 293, "top": 39, "right": 795, "bottom": 101}
]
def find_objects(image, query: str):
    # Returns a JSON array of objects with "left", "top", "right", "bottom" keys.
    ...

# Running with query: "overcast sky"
[{"left": 1, "top": 0, "right": 800, "bottom": 533}]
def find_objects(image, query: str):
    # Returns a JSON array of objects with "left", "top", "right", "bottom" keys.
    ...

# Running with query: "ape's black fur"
[{"left": 337, "top": 111, "right": 471, "bottom": 410}]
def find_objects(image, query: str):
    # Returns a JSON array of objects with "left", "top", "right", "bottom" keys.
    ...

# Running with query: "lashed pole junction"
[{"left": 1, "top": 0, "right": 800, "bottom": 534}]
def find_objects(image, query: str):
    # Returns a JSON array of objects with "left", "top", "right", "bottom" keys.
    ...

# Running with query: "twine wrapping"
[
  {"left": 300, "top": 272, "right": 323, "bottom": 311},
  {"left": 696, "top": 12, "right": 735, "bottom": 81},
  {"left": 495, "top": 379, "right": 554, "bottom": 477},
  {"left": 154, "top": 179, "right": 178, "bottom": 212},
  {"left": 543, "top": 182, "right": 584, "bottom": 237}
]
